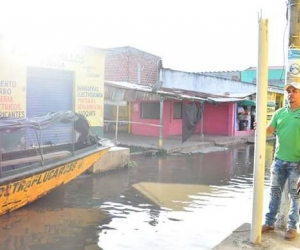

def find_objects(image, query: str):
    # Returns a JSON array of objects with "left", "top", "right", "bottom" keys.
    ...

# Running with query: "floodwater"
[{"left": 0, "top": 142, "right": 276, "bottom": 250}]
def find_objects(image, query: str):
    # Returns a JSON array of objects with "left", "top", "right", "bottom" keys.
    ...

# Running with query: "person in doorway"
[
  {"left": 261, "top": 82, "right": 300, "bottom": 240},
  {"left": 243, "top": 107, "right": 251, "bottom": 130},
  {"left": 250, "top": 107, "right": 256, "bottom": 129}
]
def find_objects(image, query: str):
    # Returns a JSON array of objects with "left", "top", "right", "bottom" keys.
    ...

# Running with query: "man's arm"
[
  {"left": 266, "top": 125, "right": 275, "bottom": 137},
  {"left": 253, "top": 120, "right": 275, "bottom": 136}
]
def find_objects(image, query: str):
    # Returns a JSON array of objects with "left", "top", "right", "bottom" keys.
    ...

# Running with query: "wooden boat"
[{"left": 0, "top": 111, "right": 113, "bottom": 216}]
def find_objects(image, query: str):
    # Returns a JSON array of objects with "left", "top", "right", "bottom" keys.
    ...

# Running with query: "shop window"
[
  {"left": 140, "top": 102, "right": 160, "bottom": 119},
  {"left": 173, "top": 102, "right": 182, "bottom": 119}
]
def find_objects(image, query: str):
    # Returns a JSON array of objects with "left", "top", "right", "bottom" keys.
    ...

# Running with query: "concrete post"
[
  {"left": 158, "top": 97, "right": 164, "bottom": 148},
  {"left": 200, "top": 102, "right": 204, "bottom": 141},
  {"left": 250, "top": 17, "right": 268, "bottom": 244},
  {"left": 115, "top": 105, "right": 119, "bottom": 142},
  {"left": 128, "top": 102, "right": 131, "bottom": 134}
]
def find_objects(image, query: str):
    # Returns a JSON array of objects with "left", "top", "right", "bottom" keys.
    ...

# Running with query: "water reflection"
[
  {"left": 132, "top": 182, "right": 212, "bottom": 211},
  {"left": 98, "top": 142, "right": 275, "bottom": 250},
  {"left": 0, "top": 206, "right": 107, "bottom": 250},
  {"left": 0, "top": 142, "right": 276, "bottom": 250}
]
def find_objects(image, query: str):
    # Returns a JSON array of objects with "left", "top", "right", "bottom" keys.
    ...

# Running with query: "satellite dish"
[{"left": 151, "top": 81, "right": 163, "bottom": 92}]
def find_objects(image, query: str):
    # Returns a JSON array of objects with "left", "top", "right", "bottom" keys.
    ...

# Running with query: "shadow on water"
[{"left": 0, "top": 141, "right": 276, "bottom": 250}]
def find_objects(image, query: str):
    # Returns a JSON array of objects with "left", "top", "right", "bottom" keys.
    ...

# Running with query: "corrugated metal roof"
[
  {"left": 105, "top": 80, "right": 254, "bottom": 103},
  {"left": 245, "top": 66, "right": 284, "bottom": 70}
]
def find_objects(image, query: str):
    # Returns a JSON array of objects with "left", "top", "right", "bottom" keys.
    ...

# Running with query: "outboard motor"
[{"left": 74, "top": 114, "right": 99, "bottom": 150}]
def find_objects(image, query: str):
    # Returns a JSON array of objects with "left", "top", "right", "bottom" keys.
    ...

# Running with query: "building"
[
  {"left": 104, "top": 46, "right": 161, "bottom": 133},
  {"left": 241, "top": 66, "right": 285, "bottom": 121},
  {"left": 104, "top": 47, "right": 283, "bottom": 140},
  {"left": 0, "top": 38, "right": 106, "bottom": 150}
]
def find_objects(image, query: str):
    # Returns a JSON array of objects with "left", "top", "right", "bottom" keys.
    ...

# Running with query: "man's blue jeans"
[{"left": 264, "top": 158, "right": 300, "bottom": 229}]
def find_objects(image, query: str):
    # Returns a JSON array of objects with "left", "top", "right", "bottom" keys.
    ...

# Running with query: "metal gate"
[{"left": 26, "top": 67, "right": 74, "bottom": 147}]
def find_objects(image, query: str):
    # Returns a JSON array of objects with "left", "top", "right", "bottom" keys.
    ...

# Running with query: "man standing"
[{"left": 262, "top": 82, "right": 300, "bottom": 240}]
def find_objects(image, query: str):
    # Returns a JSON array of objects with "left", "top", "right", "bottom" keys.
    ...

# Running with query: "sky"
[{"left": 0, "top": 0, "right": 288, "bottom": 73}]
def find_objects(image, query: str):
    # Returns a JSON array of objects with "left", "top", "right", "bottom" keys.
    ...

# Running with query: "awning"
[
  {"left": 267, "top": 101, "right": 276, "bottom": 107},
  {"left": 238, "top": 99, "right": 256, "bottom": 106}
]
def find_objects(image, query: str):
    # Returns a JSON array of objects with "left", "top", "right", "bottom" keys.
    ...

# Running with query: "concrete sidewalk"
[
  {"left": 212, "top": 223, "right": 300, "bottom": 250},
  {"left": 104, "top": 132, "right": 255, "bottom": 154}
]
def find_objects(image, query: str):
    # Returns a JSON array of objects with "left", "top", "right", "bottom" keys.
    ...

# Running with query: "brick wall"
[{"left": 105, "top": 47, "right": 161, "bottom": 86}]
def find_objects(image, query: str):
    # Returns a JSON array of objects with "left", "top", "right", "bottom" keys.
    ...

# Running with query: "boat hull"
[{"left": 0, "top": 146, "right": 110, "bottom": 216}]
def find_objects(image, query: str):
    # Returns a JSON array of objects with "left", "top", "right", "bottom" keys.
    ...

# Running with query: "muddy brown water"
[{"left": 0, "top": 142, "right": 275, "bottom": 250}]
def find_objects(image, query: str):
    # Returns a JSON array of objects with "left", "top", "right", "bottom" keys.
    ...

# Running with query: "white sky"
[{"left": 0, "top": 0, "right": 288, "bottom": 72}]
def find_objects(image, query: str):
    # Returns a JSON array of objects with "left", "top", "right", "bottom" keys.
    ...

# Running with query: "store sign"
[{"left": 288, "top": 49, "right": 300, "bottom": 77}]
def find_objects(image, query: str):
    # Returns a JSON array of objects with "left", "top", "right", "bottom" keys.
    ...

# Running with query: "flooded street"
[{"left": 0, "top": 142, "right": 275, "bottom": 250}]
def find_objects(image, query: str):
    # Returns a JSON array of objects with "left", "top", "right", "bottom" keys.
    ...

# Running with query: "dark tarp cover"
[
  {"left": 182, "top": 102, "right": 203, "bottom": 143},
  {"left": 0, "top": 111, "right": 84, "bottom": 133},
  {"left": 0, "top": 111, "right": 104, "bottom": 151}
]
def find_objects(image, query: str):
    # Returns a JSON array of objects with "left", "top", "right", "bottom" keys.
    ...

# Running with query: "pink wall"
[
  {"left": 202, "top": 102, "right": 254, "bottom": 137},
  {"left": 131, "top": 100, "right": 254, "bottom": 137},
  {"left": 202, "top": 103, "right": 230, "bottom": 135},
  {"left": 131, "top": 101, "right": 169, "bottom": 137},
  {"left": 168, "top": 100, "right": 183, "bottom": 135},
  {"left": 131, "top": 100, "right": 184, "bottom": 137}
]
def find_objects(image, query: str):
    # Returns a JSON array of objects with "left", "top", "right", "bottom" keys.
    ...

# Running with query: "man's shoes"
[
  {"left": 284, "top": 228, "right": 297, "bottom": 240},
  {"left": 261, "top": 224, "right": 275, "bottom": 233}
]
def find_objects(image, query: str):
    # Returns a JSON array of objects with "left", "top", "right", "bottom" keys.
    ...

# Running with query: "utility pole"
[{"left": 287, "top": 0, "right": 300, "bottom": 82}]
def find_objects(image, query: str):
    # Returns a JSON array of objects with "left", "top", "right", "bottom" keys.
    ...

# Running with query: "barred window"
[
  {"left": 140, "top": 102, "right": 160, "bottom": 119},
  {"left": 173, "top": 102, "right": 182, "bottom": 119}
]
